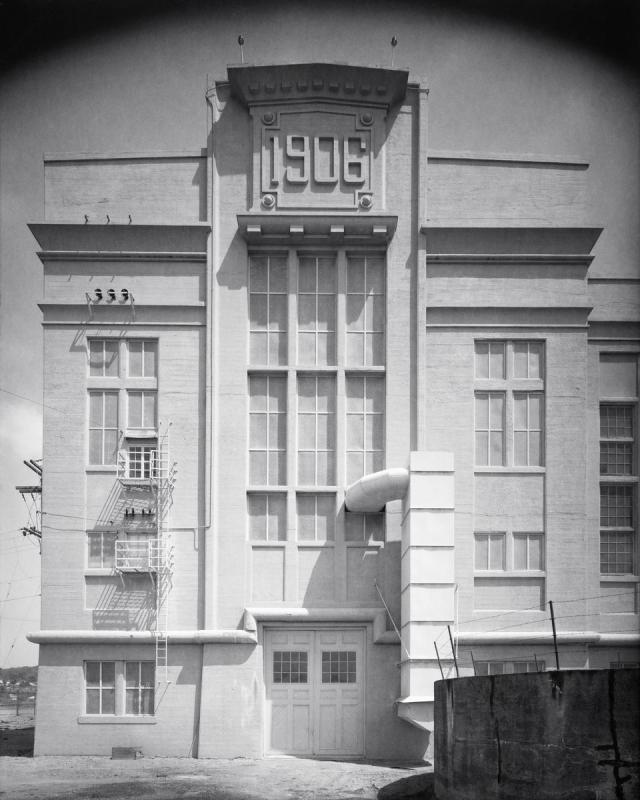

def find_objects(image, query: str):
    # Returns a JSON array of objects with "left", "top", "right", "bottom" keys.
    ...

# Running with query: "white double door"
[{"left": 265, "top": 628, "right": 365, "bottom": 757}]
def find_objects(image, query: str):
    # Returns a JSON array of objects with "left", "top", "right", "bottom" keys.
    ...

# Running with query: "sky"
[{"left": 0, "top": 0, "right": 638, "bottom": 667}]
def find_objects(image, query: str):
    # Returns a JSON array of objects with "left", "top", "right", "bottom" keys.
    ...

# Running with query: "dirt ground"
[{"left": 0, "top": 718, "right": 434, "bottom": 800}]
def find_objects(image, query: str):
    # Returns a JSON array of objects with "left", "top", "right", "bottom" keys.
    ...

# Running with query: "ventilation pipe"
[{"left": 344, "top": 467, "right": 409, "bottom": 512}]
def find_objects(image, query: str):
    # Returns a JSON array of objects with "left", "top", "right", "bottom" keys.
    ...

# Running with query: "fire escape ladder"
[{"left": 153, "top": 423, "right": 175, "bottom": 685}]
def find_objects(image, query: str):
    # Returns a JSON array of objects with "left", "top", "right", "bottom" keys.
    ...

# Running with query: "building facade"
[{"left": 28, "top": 61, "right": 639, "bottom": 759}]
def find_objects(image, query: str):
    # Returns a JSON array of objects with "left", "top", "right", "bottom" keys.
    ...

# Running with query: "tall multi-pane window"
[
  {"left": 474, "top": 533, "right": 506, "bottom": 570},
  {"left": 247, "top": 250, "right": 386, "bottom": 550},
  {"left": 248, "top": 493, "right": 286, "bottom": 541},
  {"left": 475, "top": 393, "right": 504, "bottom": 466},
  {"left": 346, "top": 376, "right": 384, "bottom": 483},
  {"left": 89, "top": 340, "right": 119, "bottom": 377},
  {"left": 87, "top": 339, "right": 159, "bottom": 470},
  {"left": 298, "top": 375, "right": 336, "bottom": 485},
  {"left": 297, "top": 494, "right": 335, "bottom": 541},
  {"left": 600, "top": 485, "right": 634, "bottom": 574},
  {"left": 475, "top": 342, "right": 505, "bottom": 380},
  {"left": 127, "top": 390, "right": 157, "bottom": 430},
  {"left": 513, "top": 393, "right": 544, "bottom": 466},
  {"left": 87, "top": 531, "right": 117, "bottom": 568},
  {"left": 249, "top": 254, "right": 288, "bottom": 365},
  {"left": 599, "top": 354, "right": 638, "bottom": 577},
  {"left": 346, "top": 255, "right": 385, "bottom": 366},
  {"left": 600, "top": 405, "right": 633, "bottom": 475},
  {"left": 249, "top": 375, "right": 286, "bottom": 485},
  {"left": 513, "top": 342, "right": 544, "bottom": 379},
  {"left": 297, "top": 255, "right": 336, "bottom": 365},
  {"left": 89, "top": 391, "right": 118, "bottom": 464},
  {"left": 513, "top": 533, "right": 544, "bottom": 571},
  {"left": 125, "top": 661, "right": 155, "bottom": 715},
  {"left": 85, "top": 661, "right": 115, "bottom": 714},
  {"left": 345, "top": 512, "right": 384, "bottom": 542},
  {"left": 128, "top": 341, "right": 157, "bottom": 378},
  {"left": 474, "top": 341, "right": 544, "bottom": 467}
]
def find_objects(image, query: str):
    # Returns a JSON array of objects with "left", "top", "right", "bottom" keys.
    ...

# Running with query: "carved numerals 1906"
[{"left": 266, "top": 134, "right": 368, "bottom": 187}]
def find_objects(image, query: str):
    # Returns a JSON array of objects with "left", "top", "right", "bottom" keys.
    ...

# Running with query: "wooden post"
[
  {"left": 434, "top": 641, "right": 444, "bottom": 680},
  {"left": 470, "top": 650, "right": 477, "bottom": 676},
  {"left": 447, "top": 625, "right": 459, "bottom": 678},
  {"left": 549, "top": 601, "right": 560, "bottom": 670}
]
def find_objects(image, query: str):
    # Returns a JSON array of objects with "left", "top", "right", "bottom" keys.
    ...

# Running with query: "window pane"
[
  {"left": 143, "top": 393, "right": 157, "bottom": 427},
  {"left": 514, "top": 431, "right": 527, "bottom": 466},
  {"left": 267, "top": 495, "right": 286, "bottom": 541},
  {"left": 126, "top": 662, "right": 138, "bottom": 687},
  {"left": 104, "top": 393, "right": 118, "bottom": 427},
  {"left": 270, "top": 258, "right": 287, "bottom": 292},
  {"left": 600, "top": 405, "right": 633, "bottom": 439},
  {"left": 89, "top": 393, "right": 103, "bottom": 427},
  {"left": 297, "top": 495, "right": 315, "bottom": 540},
  {"left": 88, "top": 534, "right": 102, "bottom": 567},
  {"left": 249, "top": 257, "right": 268, "bottom": 292},
  {"left": 475, "top": 395, "right": 488, "bottom": 428},
  {"left": 513, "top": 344, "right": 528, "bottom": 378},
  {"left": 490, "top": 344, "right": 505, "bottom": 379},
  {"left": 86, "top": 662, "right": 100, "bottom": 686},
  {"left": 600, "top": 443, "right": 633, "bottom": 476},
  {"left": 347, "top": 260, "right": 365, "bottom": 293},
  {"left": 475, "top": 432, "right": 488, "bottom": 466},
  {"left": 529, "top": 535, "right": 543, "bottom": 570},
  {"left": 490, "top": 432, "right": 503, "bottom": 465},
  {"left": 489, "top": 535, "right": 504, "bottom": 570},
  {"left": 475, "top": 342, "right": 489, "bottom": 379},
  {"left": 89, "top": 341, "right": 103, "bottom": 376},
  {"left": 89, "top": 430, "right": 103, "bottom": 464},
  {"left": 86, "top": 689, "right": 100, "bottom": 713},
  {"left": 103, "top": 429, "right": 118, "bottom": 464},
  {"left": 126, "top": 690, "right": 137, "bottom": 715},
  {"left": 600, "top": 485, "right": 633, "bottom": 527},
  {"left": 143, "top": 342, "right": 157, "bottom": 377},
  {"left": 475, "top": 535, "right": 488, "bottom": 569},
  {"left": 101, "top": 662, "right": 115, "bottom": 684},
  {"left": 513, "top": 535, "right": 527, "bottom": 570},
  {"left": 600, "top": 532, "right": 634, "bottom": 574},
  {"left": 490, "top": 395, "right": 503, "bottom": 428},
  {"left": 600, "top": 354, "right": 637, "bottom": 398},
  {"left": 140, "top": 689, "right": 154, "bottom": 714},
  {"left": 141, "top": 662, "right": 154, "bottom": 685},
  {"left": 529, "top": 432, "right": 541, "bottom": 466},
  {"left": 514, "top": 395, "right": 527, "bottom": 428},
  {"left": 128, "top": 392, "right": 142, "bottom": 427},
  {"left": 129, "top": 341, "right": 143, "bottom": 376},
  {"left": 529, "top": 343, "right": 542, "bottom": 379}
]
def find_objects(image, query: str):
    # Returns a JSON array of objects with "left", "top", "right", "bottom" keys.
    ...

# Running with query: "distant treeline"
[{"left": 0, "top": 666, "right": 37, "bottom": 685}]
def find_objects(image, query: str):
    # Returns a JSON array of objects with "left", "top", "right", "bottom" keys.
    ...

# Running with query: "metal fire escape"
[{"left": 116, "top": 423, "right": 176, "bottom": 683}]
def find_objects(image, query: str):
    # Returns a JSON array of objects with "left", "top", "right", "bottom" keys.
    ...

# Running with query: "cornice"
[
  {"left": 237, "top": 213, "right": 397, "bottom": 246},
  {"left": 226, "top": 63, "right": 409, "bottom": 110},
  {"left": 29, "top": 223, "right": 211, "bottom": 254}
]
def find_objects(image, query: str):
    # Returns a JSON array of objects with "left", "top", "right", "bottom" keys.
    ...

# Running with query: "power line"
[
  {"left": 0, "top": 593, "right": 41, "bottom": 603},
  {"left": 0, "top": 386, "right": 60, "bottom": 413}
]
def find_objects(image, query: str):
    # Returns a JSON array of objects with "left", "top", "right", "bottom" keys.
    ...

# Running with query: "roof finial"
[
  {"left": 390, "top": 35, "right": 398, "bottom": 68},
  {"left": 238, "top": 34, "right": 245, "bottom": 64}
]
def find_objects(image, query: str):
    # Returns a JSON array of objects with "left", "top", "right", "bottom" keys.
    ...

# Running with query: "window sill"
[
  {"left": 85, "top": 568, "right": 115, "bottom": 576},
  {"left": 78, "top": 715, "right": 156, "bottom": 725},
  {"left": 86, "top": 465, "right": 118, "bottom": 473},
  {"left": 474, "top": 467, "right": 545, "bottom": 474},
  {"left": 474, "top": 571, "right": 546, "bottom": 578},
  {"left": 599, "top": 475, "right": 639, "bottom": 483},
  {"left": 600, "top": 575, "right": 639, "bottom": 583},
  {"left": 297, "top": 541, "right": 336, "bottom": 548},
  {"left": 250, "top": 540, "right": 286, "bottom": 547}
]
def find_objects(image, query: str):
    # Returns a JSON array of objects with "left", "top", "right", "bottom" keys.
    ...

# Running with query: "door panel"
[{"left": 265, "top": 628, "right": 364, "bottom": 756}]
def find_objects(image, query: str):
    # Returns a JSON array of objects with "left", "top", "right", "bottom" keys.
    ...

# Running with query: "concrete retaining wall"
[{"left": 434, "top": 669, "right": 640, "bottom": 800}]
